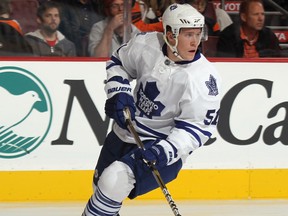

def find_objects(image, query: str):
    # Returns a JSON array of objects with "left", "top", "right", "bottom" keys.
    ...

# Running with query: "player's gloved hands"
[
  {"left": 105, "top": 92, "right": 136, "bottom": 129},
  {"left": 135, "top": 142, "right": 168, "bottom": 170}
]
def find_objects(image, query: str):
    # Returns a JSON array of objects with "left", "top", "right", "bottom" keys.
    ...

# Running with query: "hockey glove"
[
  {"left": 135, "top": 142, "right": 168, "bottom": 170},
  {"left": 105, "top": 92, "right": 136, "bottom": 129}
]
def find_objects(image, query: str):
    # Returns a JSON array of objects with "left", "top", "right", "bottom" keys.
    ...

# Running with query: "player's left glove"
[
  {"left": 134, "top": 140, "right": 176, "bottom": 170},
  {"left": 140, "top": 144, "right": 167, "bottom": 170}
]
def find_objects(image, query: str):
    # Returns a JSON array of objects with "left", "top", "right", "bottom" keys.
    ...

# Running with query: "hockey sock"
[{"left": 82, "top": 187, "right": 122, "bottom": 216}]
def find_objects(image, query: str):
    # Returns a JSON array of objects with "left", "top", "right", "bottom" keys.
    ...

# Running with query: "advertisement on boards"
[{"left": 0, "top": 60, "right": 288, "bottom": 171}]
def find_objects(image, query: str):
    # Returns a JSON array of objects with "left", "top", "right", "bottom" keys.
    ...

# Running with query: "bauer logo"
[{"left": 0, "top": 66, "right": 52, "bottom": 159}]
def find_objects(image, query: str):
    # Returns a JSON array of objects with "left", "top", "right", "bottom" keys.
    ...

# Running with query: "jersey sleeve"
[{"left": 106, "top": 33, "right": 144, "bottom": 82}]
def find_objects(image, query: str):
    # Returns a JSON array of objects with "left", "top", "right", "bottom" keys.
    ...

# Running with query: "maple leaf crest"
[
  {"left": 136, "top": 82, "right": 165, "bottom": 118},
  {"left": 205, "top": 74, "right": 218, "bottom": 96}
]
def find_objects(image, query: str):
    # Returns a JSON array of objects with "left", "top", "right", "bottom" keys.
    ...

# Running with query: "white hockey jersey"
[{"left": 105, "top": 31, "right": 222, "bottom": 165}]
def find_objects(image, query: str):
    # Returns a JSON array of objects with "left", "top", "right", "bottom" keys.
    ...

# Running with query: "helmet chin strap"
[{"left": 163, "top": 35, "right": 184, "bottom": 61}]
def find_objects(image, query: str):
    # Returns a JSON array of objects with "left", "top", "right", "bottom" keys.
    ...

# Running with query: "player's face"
[
  {"left": 241, "top": 2, "right": 265, "bottom": 31},
  {"left": 39, "top": 8, "right": 60, "bottom": 33},
  {"left": 177, "top": 28, "right": 202, "bottom": 61}
]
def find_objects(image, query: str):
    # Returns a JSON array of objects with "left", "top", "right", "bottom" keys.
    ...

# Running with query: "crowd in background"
[{"left": 0, "top": 0, "right": 287, "bottom": 57}]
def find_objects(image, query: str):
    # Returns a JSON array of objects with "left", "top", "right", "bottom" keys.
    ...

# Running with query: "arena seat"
[{"left": 202, "top": 36, "right": 219, "bottom": 57}]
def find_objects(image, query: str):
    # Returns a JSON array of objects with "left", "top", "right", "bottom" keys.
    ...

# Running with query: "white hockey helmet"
[
  {"left": 162, "top": 3, "right": 205, "bottom": 39},
  {"left": 162, "top": 3, "right": 206, "bottom": 60}
]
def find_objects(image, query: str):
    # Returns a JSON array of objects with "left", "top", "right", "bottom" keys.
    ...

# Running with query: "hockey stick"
[{"left": 123, "top": 107, "right": 182, "bottom": 216}]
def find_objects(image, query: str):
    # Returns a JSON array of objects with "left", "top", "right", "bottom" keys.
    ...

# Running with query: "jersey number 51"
[{"left": 204, "top": 109, "right": 219, "bottom": 125}]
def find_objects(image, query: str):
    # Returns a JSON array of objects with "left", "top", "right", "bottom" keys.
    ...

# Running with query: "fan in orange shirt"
[
  {"left": 0, "top": 0, "right": 23, "bottom": 34},
  {"left": 131, "top": 0, "right": 164, "bottom": 32}
]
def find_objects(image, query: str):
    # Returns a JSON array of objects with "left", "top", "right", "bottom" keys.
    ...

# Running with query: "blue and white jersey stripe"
[{"left": 174, "top": 120, "right": 212, "bottom": 147}]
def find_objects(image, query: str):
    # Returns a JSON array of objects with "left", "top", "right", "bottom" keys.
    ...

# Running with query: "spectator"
[
  {"left": 88, "top": 0, "right": 140, "bottom": 57},
  {"left": 150, "top": 0, "right": 177, "bottom": 18},
  {"left": 131, "top": 0, "right": 164, "bottom": 32},
  {"left": 186, "top": 0, "right": 220, "bottom": 36},
  {"left": 131, "top": 0, "right": 176, "bottom": 32},
  {"left": 0, "top": 0, "right": 22, "bottom": 34},
  {"left": 10, "top": 0, "right": 39, "bottom": 34},
  {"left": 0, "top": 0, "right": 33, "bottom": 56},
  {"left": 25, "top": 1, "right": 76, "bottom": 57},
  {"left": 57, "top": 0, "right": 104, "bottom": 56},
  {"left": 216, "top": 0, "right": 281, "bottom": 58}
]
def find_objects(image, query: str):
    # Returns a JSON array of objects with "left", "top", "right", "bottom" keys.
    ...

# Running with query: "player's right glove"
[
  {"left": 105, "top": 92, "right": 136, "bottom": 129},
  {"left": 104, "top": 76, "right": 136, "bottom": 129}
]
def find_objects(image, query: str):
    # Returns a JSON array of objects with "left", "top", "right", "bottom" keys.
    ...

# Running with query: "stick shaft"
[{"left": 124, "top": 108, "right": 182, "bottom": 216}]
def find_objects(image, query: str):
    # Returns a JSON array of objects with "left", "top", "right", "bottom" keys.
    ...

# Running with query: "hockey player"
[{"left": 82, "top": 3, "right": 221, "bottom": 216}]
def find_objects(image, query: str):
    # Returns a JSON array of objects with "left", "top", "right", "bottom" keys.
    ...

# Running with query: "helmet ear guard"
[{"left": 201, "top": 24, "right": 208, "bottom": 41}]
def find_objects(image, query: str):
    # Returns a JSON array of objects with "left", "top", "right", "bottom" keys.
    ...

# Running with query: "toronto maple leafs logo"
[
  {"left": 136, "top": 82, "right": 165, "bottom": 118},
  {"left": 205, "top": 74, "right": 218, "bottom": 96}
]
